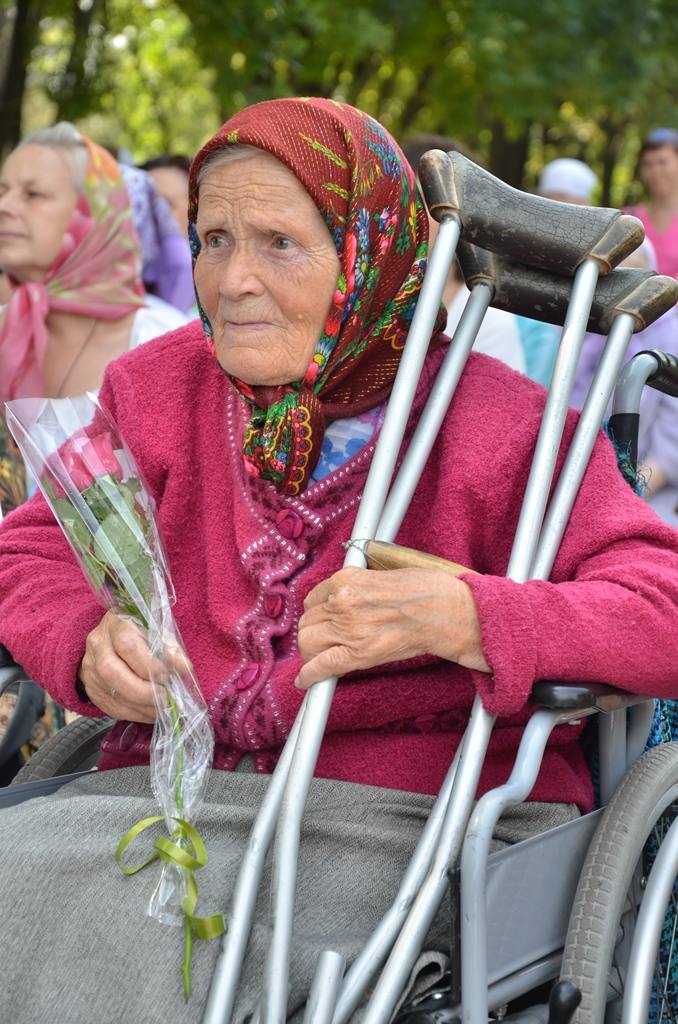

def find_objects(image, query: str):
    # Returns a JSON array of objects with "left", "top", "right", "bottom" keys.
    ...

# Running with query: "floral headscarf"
[
  {"left": 0, "top": 134, "right": 145, "bottom": 404},
  {"left": 189, "top": 97, "right": 446, "bottom": 496}
]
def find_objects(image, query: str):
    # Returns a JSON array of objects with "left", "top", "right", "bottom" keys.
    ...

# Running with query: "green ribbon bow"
[{"left": 116, "top": 815, "right": 225, "bottom": 999}]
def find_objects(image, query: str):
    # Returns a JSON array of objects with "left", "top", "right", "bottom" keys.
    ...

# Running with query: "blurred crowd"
[{"left": 2, "top": 115, "right": 678, "bottom": 773}]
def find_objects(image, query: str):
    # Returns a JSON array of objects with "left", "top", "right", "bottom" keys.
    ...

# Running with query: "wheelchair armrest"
[
  {"left": 456, "top": 241, "right": 678, "bottom": 333},
  {"left": 419, "top": 149, "right": 644, "bottom": 275},
  {"left": 531, "top": 680, "right": 651, "bottom": 714}
]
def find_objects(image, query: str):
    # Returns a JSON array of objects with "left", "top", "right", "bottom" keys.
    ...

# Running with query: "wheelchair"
[{"left": 3, "top": 150, "right": 678, "bottom": 1024}]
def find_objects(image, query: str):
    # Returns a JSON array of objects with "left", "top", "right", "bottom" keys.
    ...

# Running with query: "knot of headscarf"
[
  {"left": 189, "top": 97, "right": 446, "bottom": 496},
  {"left": 0, "top": 135, "right": 145, "bottom": 404}
]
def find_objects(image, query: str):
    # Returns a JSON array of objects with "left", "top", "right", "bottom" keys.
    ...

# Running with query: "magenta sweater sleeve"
[
  {"left": 462, "top": 422, "right": 678, "bottom": 717},
  {"left": 0, "top": 493, "right": 105, "bottom": 714}
]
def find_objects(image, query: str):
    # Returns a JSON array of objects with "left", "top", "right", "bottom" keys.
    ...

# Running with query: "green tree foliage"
[{"left": 3, "top": 0, "right": 678, "bottom": 196}]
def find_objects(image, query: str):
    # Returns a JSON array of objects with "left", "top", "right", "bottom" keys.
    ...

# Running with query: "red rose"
[{"left": 52, "top": 430, "right": 123, "bottom": 494}]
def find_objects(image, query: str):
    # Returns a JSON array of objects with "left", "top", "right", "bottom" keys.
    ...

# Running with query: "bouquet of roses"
[{"left": 5, "top": 393, "right": 222, "bottom": 998}]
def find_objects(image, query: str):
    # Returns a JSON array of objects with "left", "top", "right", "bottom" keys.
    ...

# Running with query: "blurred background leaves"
[{"left": 1, "top": 0, "right": 677, "bottom": 202}]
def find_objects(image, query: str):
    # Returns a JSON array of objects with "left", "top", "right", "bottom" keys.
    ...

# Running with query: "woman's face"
[
  {"left": 194, "top": 151, "right": 340, "bottom": 386},
  {"left": 639, "top": 144, "right": 678, "bottom": 201},
  {"left": 0, "top": 145, "right": 78, "bottom": 283}
]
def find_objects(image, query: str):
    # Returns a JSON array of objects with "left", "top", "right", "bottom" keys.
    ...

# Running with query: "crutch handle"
[
  {"left": 360, "top": 539, "right": 477, "bottom": 578},
  {"left": 456, "top": 240, "right": 678, "bottom": 334},
  {"left": 419, "top": 150, "right": 644, "bottom": 276}
]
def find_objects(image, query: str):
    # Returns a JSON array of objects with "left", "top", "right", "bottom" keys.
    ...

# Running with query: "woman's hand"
[
  {"left": 296, "top": 566, "right": 490, "bottom": 689},
  {"left": 78, "top": 610, "right": 187, "bottom": 722}
]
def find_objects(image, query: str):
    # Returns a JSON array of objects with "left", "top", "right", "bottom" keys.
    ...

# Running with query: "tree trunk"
[
  {"left": 54, "top": 0, "right": 100, "bottom": 123},
  {"left": 0, "top": 0, "right": 43, "bottom": 155},
  {"left": 489, "top": 119, "right": 531, "bottom": 188},
  {"left": 598, "top": 119, "right": 629, "bottom": 208}
]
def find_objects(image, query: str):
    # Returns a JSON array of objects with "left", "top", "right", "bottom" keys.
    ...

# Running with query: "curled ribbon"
[{"left": 115, "top": 815, "right": 225, "bottom": 999}]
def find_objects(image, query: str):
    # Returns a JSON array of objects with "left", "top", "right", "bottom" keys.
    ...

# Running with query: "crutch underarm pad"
[
  {"left": 636, "top": 349, "right": 678, "bottom": 398},
  {"left": 456, "top": 243, "right": 678, "bottom": 334},
  {"left": 419, "top": 150, "right": 644, "bottom": 276}
]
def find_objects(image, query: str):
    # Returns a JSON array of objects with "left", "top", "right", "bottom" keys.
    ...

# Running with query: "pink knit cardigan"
[{"left": 2, "top": 321, "right": 678, "bottom": 812}]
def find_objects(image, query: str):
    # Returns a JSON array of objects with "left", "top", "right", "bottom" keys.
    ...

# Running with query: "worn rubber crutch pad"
[
  {"left": 456, "top": 239, "right": 678, "bottom": 334},
  {"left": 418, "top": 149, "right": 644, "bottom": 277}
]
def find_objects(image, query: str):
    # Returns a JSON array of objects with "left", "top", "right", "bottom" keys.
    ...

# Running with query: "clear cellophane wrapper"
[{"left": 6, "top": 393, "right": 214, "bottom": 926}]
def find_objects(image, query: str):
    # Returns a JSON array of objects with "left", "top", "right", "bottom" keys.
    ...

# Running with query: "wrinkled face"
[
  {"left": 148, "top": 166, "right": 189, "bottom": 237},
  {"left": 0, "top": 145, "right": 78, "bottom": 282},
  {"left": 639, "top": 145, "right": 678, "bottom": 200},
  {"left": 193, "top": 151, "right": 340, "bottom": 387}
]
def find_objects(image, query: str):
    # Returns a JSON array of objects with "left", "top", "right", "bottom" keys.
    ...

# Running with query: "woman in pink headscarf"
[
  {"left": 0, "top": 123, "right": 188, "bottom": 766},
  {"left": 0, "top": 122, "right": 188, "bottom": 516}
]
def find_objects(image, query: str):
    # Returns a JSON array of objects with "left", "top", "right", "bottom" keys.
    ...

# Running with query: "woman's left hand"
[{"left": 296, "top": 566, "right": 490, "bottom": 689}]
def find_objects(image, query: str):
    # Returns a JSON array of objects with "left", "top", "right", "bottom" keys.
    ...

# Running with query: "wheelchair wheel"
[
  {"left": 10, "top": 716, "right": 114, "bottom": 784},
  {"left": 560, "top": 742, "right": 678, "bottom": 1023}
]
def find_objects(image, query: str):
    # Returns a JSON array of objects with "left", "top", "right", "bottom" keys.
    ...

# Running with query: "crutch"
[
  {"left": 325, "top": 259, "right": 678, "bottom": 1024},
  {"left": 201, "top": 151, "right": 642, "bottom": 1024},
  {"left": 457, "top": 272, "right": 678, "bottom": 1024},
  {"left": 350, "top": 158, "right": 644, "bottom": 1024}
]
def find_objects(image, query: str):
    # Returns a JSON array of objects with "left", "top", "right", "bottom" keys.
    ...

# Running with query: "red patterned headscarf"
[{"left": 189, "top": 97, "right": 446, "bottom": 495}]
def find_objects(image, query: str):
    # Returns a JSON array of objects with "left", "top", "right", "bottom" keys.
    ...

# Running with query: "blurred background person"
[
  {"left": 0, "top": 122, "right": 188, "bottom": 770},
  {"left": 120, "top": 163, "right": 194, "bottom": 314},
  {"left": 570, "top": 239, "right": 678, "bottom": 527},
  {"left": 403, "top": 134, "right": 525, "bottom": 373},
  {"left": 140, "top": 153, "right": 191, "bottom": 239},
  {"left": 538, "top": 157, "right": 598, "bottom": 205},
  {"left": 627, "top": 128, "right": 678, "bottom": 282}
]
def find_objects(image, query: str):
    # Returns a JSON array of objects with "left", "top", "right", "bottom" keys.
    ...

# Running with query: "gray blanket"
[{"left": 0, "top": 767, "right": 576, "bottom": 1023}]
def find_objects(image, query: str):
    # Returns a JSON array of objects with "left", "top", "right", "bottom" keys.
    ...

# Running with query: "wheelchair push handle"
[
  {"left": 418, "top": 149, "right": 644, "bottom": 276},
  {"left": 609, "top": 349, "right": 678, "bottom": 474},
  {"left": 641, "top": 348, "right": 678, "bottom": 398},
  {"left": 456, "top": 240, "right": 678, "bottom": 335}
]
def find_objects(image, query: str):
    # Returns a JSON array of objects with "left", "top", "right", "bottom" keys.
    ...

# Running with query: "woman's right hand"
[{"left": 78, "top": 610, "right": 163, "bottom": 722}]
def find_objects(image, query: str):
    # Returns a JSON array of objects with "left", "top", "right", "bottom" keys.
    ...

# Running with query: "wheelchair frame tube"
[
  {"left": 459, "top": 708, "right": 574, "bottom": 1021},
  {"left": 611, "top": 350, "right": 663, "bottom": 418},
  {"left": 259, "top": 215, "right": 462, "bottom": 1024},
  {"left": 621, "top": 813, "right": 678, "bottom": 1024}
]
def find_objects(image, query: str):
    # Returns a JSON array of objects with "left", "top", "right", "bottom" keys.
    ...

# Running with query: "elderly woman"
[{"left": 1, "top": 99, "right": 678, "bottom": 1023}]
